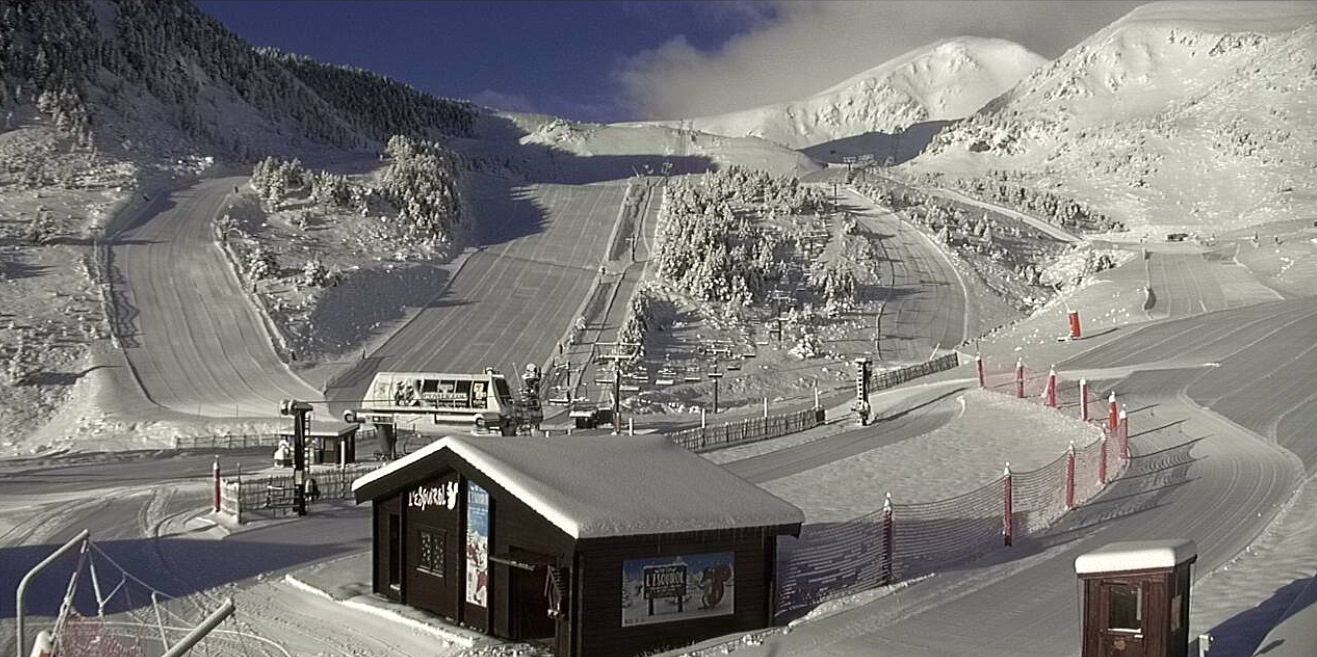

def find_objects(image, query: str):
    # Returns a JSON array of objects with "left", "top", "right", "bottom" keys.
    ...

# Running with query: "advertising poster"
[
  {"left": 621, "top": 552, "right": 734, "bottom": 627},
  {"left": 465, "top": 481, "right": 490, "bottom": 607}
]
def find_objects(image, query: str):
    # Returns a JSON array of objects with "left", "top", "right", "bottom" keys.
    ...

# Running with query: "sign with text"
[{"left": 621, "top": 553, "right": 734, "bottom": 627}]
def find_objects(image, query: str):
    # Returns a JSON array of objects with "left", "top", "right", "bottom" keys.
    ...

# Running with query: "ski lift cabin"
[{"left": 348, "top": 370, "right": 539, "bottom": 437}]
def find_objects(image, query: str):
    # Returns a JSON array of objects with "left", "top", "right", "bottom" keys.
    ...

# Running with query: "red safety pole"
[
  {"left": 1068, "top": 309, "right": 1082, "bottom": 340},
  {"left": 881, "top": 492, "right": 894, "bottom": 586},
  {"left": 975, "top": 355, "right": 985, "bottom": 389},
  {"left": 1119, "top": 407, "right": 1130, "bottom": 460},
  {"left": 1002, "top": 464, "right": 1014, "bottom": 546},
  {"left": 212, "top": 456, "right": 221, "bottom": 513},
  {"left": 1107, "top": 391, "right": 1119, "bottom": 431},
  {"left": 1098, "top": 434, "right": 1108, "bottom": 484},
  {"left": 1046, "top": 366, "right": 1058, "bottom": 408},
  {"left": 1015, "top": 359, "right": 1025, "bottom": 398},
  {"left": 1080, "top": 378, "right": 1090, "bottom": 422},
  {"left": 1064, "top": 442, "right": 1076, "bottom": 509}
]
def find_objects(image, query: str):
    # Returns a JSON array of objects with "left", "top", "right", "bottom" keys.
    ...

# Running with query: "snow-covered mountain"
[
  {"left": 0, "top": 0, "right": 477, "bottom": 161},
  {"left": 641, "top": 37, "right": 1046, "bottom": 150},
  {"left": 913, "top": 1, "right": 1317, "bottom": 233},
  {"left": 487, "top": 112, "right": 820, "bottom": 180}
]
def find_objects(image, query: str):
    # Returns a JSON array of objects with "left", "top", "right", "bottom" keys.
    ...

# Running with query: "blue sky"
[
  {"left": 197, "top": 1, "right": 1143, "bottom": 123},
  {"left": 196, "top": 1, "right": 767, "bottom": 122}
]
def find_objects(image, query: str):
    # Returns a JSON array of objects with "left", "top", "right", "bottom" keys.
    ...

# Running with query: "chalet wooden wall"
[
  {"left": 404, "top": 469, "right": 463, "bottom": 619},
  {"left": 574, "top": 527, "right": 778, "bottom": 657}
]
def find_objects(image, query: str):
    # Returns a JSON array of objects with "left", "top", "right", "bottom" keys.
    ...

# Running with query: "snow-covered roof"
[
  {"left": 352, "top": 434, "right": 804, "bottom": 539},
  {"left": 1074, "top": 539, "right": 1198, "bottom": 575}
]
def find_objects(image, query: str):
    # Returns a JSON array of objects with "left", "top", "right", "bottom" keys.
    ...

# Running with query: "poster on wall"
[
  {"left": 621, "top": 553, "right": 734, "bottom": 627},
  {"left": 465, "top": 481, "right": 490, "bottom": 607}
]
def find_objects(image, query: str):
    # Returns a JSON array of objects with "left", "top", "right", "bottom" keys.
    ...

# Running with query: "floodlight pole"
[
  {"left": 17, "top": 529, "right": 90, "bottom": 657},
  {"left": 280, "top": 399, "right": 313, "bottom": 516}
]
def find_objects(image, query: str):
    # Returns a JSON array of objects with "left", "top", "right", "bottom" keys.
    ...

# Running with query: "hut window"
[
  {"left": 1107, "top": 584, "right": 1142, "bottom": 632},
  {"left": 418, "top": 528, "right": 446, "bottom": 577}
]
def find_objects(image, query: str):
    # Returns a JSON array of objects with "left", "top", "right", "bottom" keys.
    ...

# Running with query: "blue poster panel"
[
  {"left": 465, "top": 481, "right": 490, "bottom": 607},
  {"left": 621, "top": 552, "right": 735, "bottom": 627}
]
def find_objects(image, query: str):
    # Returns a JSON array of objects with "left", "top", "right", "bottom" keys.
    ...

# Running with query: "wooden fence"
[
  {"left": 667, "top": 408, "right": 824, "bottom": 453},
  {"left": 871, "top": 353, "right": 959, "bottom": 393},
  {"left": 218, "top": 462, "right": 383, "bottom": 524}
]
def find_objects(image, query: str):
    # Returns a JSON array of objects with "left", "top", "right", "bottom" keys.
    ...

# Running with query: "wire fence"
[{"left": 775, "top": 357, "right": 1127, "bottom": 616}]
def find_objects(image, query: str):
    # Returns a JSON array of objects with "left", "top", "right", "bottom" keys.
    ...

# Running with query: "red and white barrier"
[
  {"left": 1108, "top": 392, "right": 1119, "bottom": 431},
  {"left": 1046, "top": 367, "right": 1058, "bottom": 408},
  {"left": 1068, "top": 309, "right": 1082, "bottom": 340}
]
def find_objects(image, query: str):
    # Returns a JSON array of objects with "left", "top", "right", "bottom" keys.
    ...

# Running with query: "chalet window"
[
  {"left": 1107, "top": 584, "right": 1142, "bottom": 632},
  {"left": 417, "top": 528, "right": 446, "bottom": 577}
]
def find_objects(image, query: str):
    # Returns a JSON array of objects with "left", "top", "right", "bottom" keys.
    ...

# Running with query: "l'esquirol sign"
[
  {"left": 408, "top": 481, "right": 459, "bottom": 511},
  {"left": 621, "top": 553, "right": 734, "bottom": 627}
]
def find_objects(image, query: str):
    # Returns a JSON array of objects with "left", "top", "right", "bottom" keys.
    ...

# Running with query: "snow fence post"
[
  {"left": 881, "top": 492, "right": 894, "bottom": 586},
  {"left": 1064, "top": 442, "right": 1076, "bottom": 510},
  {"left": 1015, "top": 359, "right": 1025, "bottom": 398},
  {"left": 1080, "top": 378, "right": 1090, "bottom": 422},
  {"left": 1098, "top": 434, "right": 1108, "bottom": 484},
  {"left": 1002, "top": 463, "right": 1014, "bottom": 547},
  {"left": 212, "top": 456, "right": 221, "bottom": 513},
  {"left": 763, "top": 397, "right": 768, "bottom": 419},
  {"left": 1046, "top": 366, "right": 1058, "bottom": 408},
  {"left": 1107, "top": 391, "right": 1118, "bottom": 432},
  {"left": 1119, "top": 407, "right": 1130, "bottom": 461},
  {"left": 975, "top": 354, "right": 985, "bottom": 388}
]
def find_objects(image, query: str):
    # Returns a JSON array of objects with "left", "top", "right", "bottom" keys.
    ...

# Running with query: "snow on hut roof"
[
  {"left": 1074, "top": 539, "right": 1198, "bottom": 575},
  {"left": 353, "top": 434, "right": 804, "bottom": 539}
]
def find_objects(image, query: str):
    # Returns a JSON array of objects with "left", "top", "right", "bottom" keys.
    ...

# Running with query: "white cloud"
[
  {"left": 471, "top": 89, "right": 539, "bottom": 114},
  {"left": 616, "top": 0, "right": 1146, "bottom": 120}
]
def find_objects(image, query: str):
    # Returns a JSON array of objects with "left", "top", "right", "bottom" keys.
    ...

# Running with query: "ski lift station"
[{"left": 351, "top": 434, "right": 803, "bottom": 657}]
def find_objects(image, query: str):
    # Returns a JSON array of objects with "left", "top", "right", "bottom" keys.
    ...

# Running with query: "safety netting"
[
  {"left": 29, "top": 537, "right": 290, "bottom": 657},
  {"left": 775, "top": 357, "right": 1129, "bottom": 616}
]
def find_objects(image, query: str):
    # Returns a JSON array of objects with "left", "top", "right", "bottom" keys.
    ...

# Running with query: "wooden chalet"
[{"left": 352, "top": 434, "right": 803, "bottom": 657}]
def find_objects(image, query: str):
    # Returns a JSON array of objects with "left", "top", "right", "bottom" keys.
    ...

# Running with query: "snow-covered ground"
[{"left": 4, "top": 1, "right": 1317, "bottom": 656}]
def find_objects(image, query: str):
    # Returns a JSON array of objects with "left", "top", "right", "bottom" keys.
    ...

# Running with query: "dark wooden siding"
[
  {"left": 403, "top": 469, "right": 463, "bottom": 620},
  {"left": 373, "top": 495, "right": 402, "bottom": 599},
  {"left": 1080, "top": 569, "right": 1173, "bottom": 657},
  {"left": 574, "top": 527, "right": 777, "bottom": 657},
  {"left": 489, "top": 490, "right": 576, "bottom": 641}
]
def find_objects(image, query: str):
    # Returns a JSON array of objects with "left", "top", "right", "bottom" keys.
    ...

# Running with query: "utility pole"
[
  {"left": 597, "top": 342, "right": 640, "bottom": 434},
  {"left": 770, "top": 289, "right": 792, "bottom": 346}
]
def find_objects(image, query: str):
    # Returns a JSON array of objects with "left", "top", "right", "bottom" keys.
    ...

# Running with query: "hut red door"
[{"left": 1097, "top": 581, "right": 1146, "bottom": 657}]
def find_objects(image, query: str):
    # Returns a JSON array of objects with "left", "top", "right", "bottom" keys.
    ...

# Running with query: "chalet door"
[
  {"left": 1098, "top": 582, "right": 1146, "bottom": 657},
  {"left": 509, "top": 566, "right": 555, "bottom": 640}
]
